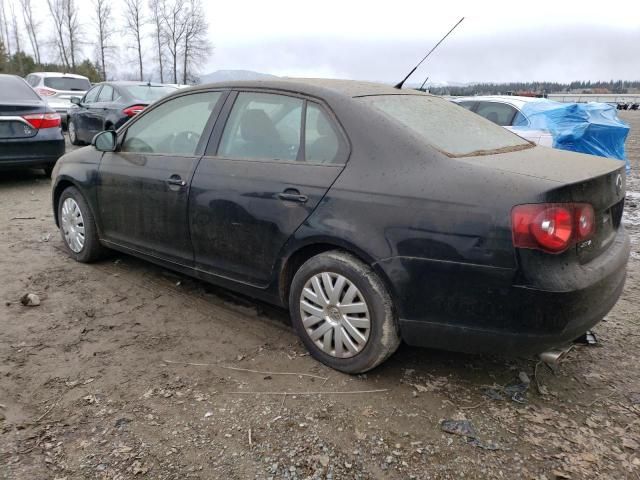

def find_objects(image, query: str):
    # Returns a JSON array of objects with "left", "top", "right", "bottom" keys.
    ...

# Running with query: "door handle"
[
  {"left": 278, "top": 190, "right": 308, "bottom": 203},
  {"left": 166, "top": 175, "right": 186, "bottom": 187}
]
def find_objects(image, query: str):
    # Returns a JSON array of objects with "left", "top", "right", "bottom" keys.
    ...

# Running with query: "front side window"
[
  {"left": 84, "top": 87, "right": 101, "bottom": 104},
  {"left": 97, "top": 85, "right": 114, "bottom": 102},
  {"left": 475, "top": 102, "right": 518, "bottom": 126},
  {"left": 305, "top": 103, "right": 340, "bottom": 164},
  {"left": 360, "top": 94, "right": 531, "bottom": 157},
  {"left": 218, "top": 92, "right": 303, "bottom": 161},
  {"left": 122, "top": 92, "right": 222, "bottom": 156}
]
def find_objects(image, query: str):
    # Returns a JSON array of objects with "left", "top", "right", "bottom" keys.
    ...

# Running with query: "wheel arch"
[{"left": 277, "top": 238, "right": 398, "bottom": 312}]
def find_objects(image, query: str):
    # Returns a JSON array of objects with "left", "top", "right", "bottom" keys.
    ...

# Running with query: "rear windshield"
[
  {"left": 359, "top": 94, "right": 532, "bottom": 157},
  {"left": 121, "top": 85, "right": 177, "bottom": 102},
  {"left": 0, "top": 75, "right": 40, "bottom": 101},
  {"left": 43, "top": 77, "right": 91, "bottom": 91}
]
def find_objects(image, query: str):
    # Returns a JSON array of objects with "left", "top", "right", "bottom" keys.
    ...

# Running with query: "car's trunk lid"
[
  {"left": 460, "top": 146, "right": 626, "bottom": 261},
  {"left": 0, "top": 101, "right": 46, "bottom": 139}
]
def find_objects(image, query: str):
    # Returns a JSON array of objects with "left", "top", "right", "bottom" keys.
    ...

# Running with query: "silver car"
[{"left": 25, "top": 72, "right": 91, "bottom": 129}]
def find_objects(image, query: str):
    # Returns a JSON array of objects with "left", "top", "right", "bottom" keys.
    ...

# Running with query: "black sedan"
[
  {"left": 0, "top": 74, "right": 65, "bottom": 176},
  {"left": 67, "top": 81, "right": 178, "bottom": 145},
  {"left": 51, "top": 80, "right": 629, "bottom": 373}
]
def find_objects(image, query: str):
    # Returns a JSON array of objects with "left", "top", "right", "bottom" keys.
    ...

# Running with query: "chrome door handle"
[
  {"left": 167, "top": 175, "right": 186, "bottom": 187},
  {"left": 278, "top": 191, "right": 308, "bottom": 203}
]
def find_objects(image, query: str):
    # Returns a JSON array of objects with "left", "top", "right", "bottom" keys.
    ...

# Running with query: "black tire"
[
  {"left": 57, "top": 186, "right": 106, "bottom": 263},
  {"left": 68, "top": 119, "right": 81, "bottom": 146},
  {"left": 289, "top": 251, "right": 401, "bottom": 374}
]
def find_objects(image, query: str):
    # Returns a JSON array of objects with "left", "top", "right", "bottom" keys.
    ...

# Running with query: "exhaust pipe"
[{"left": 539, "top": 347, "right": 571, "bottom": 369}]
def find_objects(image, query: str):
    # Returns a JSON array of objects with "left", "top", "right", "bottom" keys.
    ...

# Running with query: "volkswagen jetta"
[{"left": 51, "top": 79, "right": 630, "bottom": 373}]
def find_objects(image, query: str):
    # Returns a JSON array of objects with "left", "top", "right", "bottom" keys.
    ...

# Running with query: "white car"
[
  {"left": 451, "top": 96, "right": 554, "bottom": 147},
  {"left": 25, "top": 72, "right": 92, "bottom": 129}
]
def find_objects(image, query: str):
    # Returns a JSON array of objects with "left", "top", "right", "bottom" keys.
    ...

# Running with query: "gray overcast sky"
[
  {"left": 203, "top": 1, "right": 640, "bottom": 83},
  {"left": 13, "top": 0, "right": 640, "bottom": 83}
]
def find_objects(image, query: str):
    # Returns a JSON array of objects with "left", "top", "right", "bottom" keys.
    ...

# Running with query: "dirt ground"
[{"left": 1, "top": 112, "right": 640, "bottom": 480}]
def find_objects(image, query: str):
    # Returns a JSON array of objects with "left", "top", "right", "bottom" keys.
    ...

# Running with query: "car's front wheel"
[
  {"left": 58, "top": 186, "right": 105, "bottom": 262},
  {"left": 68, "top": 119, "right": 82, "bottom": 146},
  {"left": 289, "top": 251, "right": 401, "bottom": 374}
]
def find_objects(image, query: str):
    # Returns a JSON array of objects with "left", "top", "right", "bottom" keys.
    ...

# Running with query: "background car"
[
  {"left": 0, "top": 74, "right": 65, "bottom": 176},
  {"left": 451, "top": 95, "right": 554, "bottom": 146},
  {"left": 25, "top": 72, "right": 91, "bottom": 130},
  {"left": 67, "top": 81, "right": 179, "bottom": 145},
  {"left": 52, "top": 79, "right": 629, "bottom": 374}
]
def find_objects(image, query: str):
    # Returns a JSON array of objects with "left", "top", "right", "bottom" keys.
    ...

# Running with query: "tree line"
[
  {"left": 0, "top": 0, "right": 211, "bottom": 84},
  {"left": 430, "top": 80, "right": 640, "bottom": 96}
]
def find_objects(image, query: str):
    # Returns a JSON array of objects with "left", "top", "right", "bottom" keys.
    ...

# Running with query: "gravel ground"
[{"left": 1, "top": 112, "right": 640, "bottom": 480}]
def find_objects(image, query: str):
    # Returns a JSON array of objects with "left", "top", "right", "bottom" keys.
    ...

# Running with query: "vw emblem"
[{"left": 615, "top": 173, "right": 623, "bottom": 195}]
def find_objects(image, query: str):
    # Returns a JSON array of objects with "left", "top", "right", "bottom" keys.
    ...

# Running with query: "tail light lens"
[
  {"left": 35, "top": 87, "right": 56, "bottom": 97},
  {"left": 123, "top": 105, "right": 146, "bottom": 117},
  {"left": 22, "top": 113, "right": 62, "bottom": 129},
  {"left": 512, "top": 203, "right": 596, "bottom": 254}
]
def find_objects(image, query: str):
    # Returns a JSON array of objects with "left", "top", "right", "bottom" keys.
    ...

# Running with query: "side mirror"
[
  {"left": 93, "top": 130, "right": 117, "bottom": 152},
  {"left": 70, "top": 96, "right": 82, "bottom": 105}
]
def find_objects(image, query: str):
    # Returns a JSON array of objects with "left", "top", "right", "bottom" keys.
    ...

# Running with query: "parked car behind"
[
  {"left": 67, "top": 81, "right": 178, "bottom": 145},
  {"left": 25, "top": 72, "right": 91, "bottom": 129},
  {"left": 1, "top": 74, "right": 65, "bottom": 176},
  {"left": 451, "top": 95, "right": 554, "bottom": 147},
  {"left": 52, "top": 80, "right": 629, "bottom": 373}
]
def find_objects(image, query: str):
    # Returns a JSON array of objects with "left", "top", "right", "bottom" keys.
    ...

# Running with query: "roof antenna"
[
  {"left": 419, "top": 76, "right": 430, "bottom": 92},
  {"left": 394, "top": 17, "right": 465, "bottom": 90}
]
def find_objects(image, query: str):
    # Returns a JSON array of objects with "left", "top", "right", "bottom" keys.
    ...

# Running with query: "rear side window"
[
  {"left": 305, "top": 103, "right": 340, "bottom": 164},
  {"left": 0, "top": 75, "right": 40, "bottom": 102},
  {"left": 43, "top": 77, "right": 91, "bottom": 91},
  {"left": 122, "top": 92, "right": 221, "bottom": 156},
  {"left": 457, "top": 101, "right": 476, "bottom": 111},
  {"left": 360, "top": 95, "right": 531, "bottom": 157},
  {"left": 218, "top": 92, "right": 303, "bottom": 162},
  {"left": 475, "top": 102, "right": 518, "bottom": 126}
]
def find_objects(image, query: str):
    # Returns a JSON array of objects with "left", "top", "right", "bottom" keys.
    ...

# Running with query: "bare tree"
[
  {"left": 8, "top": 0, "right": 20, "bottom": 53},
  {"left": 148, "top": 0, "right": 165, "bottom": 82},
  {"left": 123, "top": 0, "right": 145, "bottom": 81},
  {"left": 161, "top": 0, "right": 187, "bottom": 84},
  {"left": 0, "top": 0, "right": 11, "bottom": 56},
  {"left": 93, "top": 0, "right": 115, "bottom": 80},
  {"left": 19, "top": 0, "right": 41, "bottom": 64},
  {"left": 181, "top": 0, "right": 211, "bottom": 84},
  {"left": 64, "top": 0, "right": 81, "bottom": 70},
  {"left": 46, "top": 0, "right": 70, "bottom": 68}
]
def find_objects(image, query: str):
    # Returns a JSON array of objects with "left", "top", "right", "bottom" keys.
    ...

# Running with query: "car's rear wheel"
[
  {"left": 68, "top": 119, "right": 81, "bottom": 145},
  {"left": 289, "top": 251, "right": 401, "bottom": 373},
  {"left": 58, "top": 186, "right": 105, "bottom": 262}
]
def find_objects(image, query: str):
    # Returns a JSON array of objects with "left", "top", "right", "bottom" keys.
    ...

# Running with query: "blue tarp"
[{"left": 515, "top": 100, "right": 630, "bottom": 171}]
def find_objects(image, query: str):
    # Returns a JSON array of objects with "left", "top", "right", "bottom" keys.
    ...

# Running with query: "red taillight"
[
  {"left": 512, "top": 203, "right": 596, "bottom": 254},
  {"left": 35, "top": 87, "right": 56, "bottom": 97},
  {"left": 22, "top": 113, "right": 62, "bottom": 129},
  {"left": 123, "top": 105, "right": 146, "bottom": 117}
]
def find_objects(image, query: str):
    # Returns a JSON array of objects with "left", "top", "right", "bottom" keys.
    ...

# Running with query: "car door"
[
  {"left": 74, "top": 85, "right": 101, "bottom": 142},
  {"left": 189, "top": 90, "right": 348, "bottom": 287},
  {"left": 91, "top": 84, "right": 115, "bottom": 133},
  {"left": 97, "top": 90, "right": 226, "bottom": 265}
]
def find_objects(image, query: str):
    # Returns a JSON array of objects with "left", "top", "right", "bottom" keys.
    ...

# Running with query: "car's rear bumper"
[
  {"left": 0, "top": 132, "right": 65, "bottom": 170},
  {"left": 379, "top": 227, "right": 630, "bottom": 356}
]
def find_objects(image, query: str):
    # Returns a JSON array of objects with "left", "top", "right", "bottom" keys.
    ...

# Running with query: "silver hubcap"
[
  {"left": 69, "top": 122, "right": 76, "bottom": 142},
  {"left": 61, "top": 198, "right": 85, "bottom": 253},
  {"left": 300, "top": 272, "right": 371, "bottom": 358}
]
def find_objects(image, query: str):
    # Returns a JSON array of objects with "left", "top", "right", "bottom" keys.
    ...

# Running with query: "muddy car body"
[{"left": 51, "top": 79, "right": 630, "bottom": 373}]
